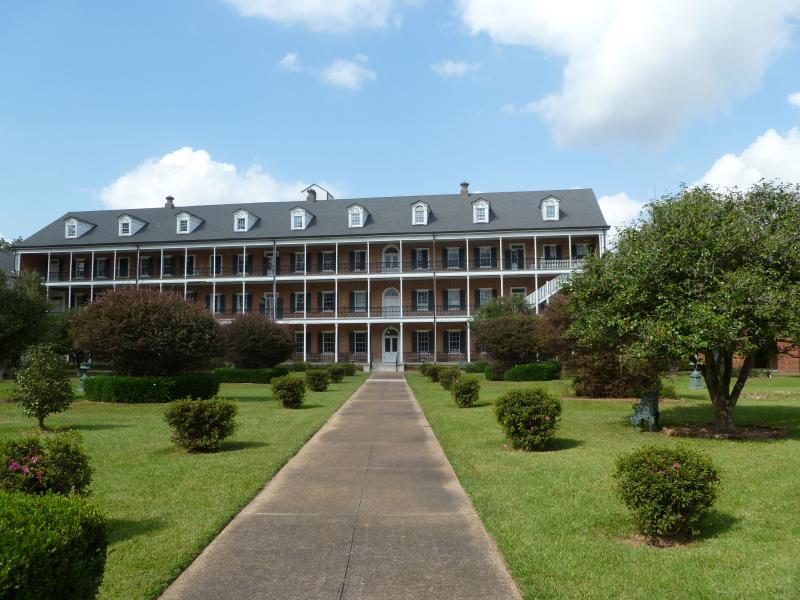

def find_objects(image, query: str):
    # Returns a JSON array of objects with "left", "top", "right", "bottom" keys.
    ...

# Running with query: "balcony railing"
[{"left": 211, "top": 304, "right": 481, "bottom": 320}]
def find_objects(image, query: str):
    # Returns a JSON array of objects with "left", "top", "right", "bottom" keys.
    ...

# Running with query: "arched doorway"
[
  {"left": 382, "top": 328, "right": 399, "bottom": 363},
  {"left": 382, "top": 287, "right": 401, "bottom": 317},
  {"left": 382, "top": 245, "right": 400, "bottom": 273}
]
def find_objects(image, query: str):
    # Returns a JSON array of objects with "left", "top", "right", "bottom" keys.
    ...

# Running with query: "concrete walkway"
[{"left": 160, "top": 373, "right": 521, "bottom": 600}]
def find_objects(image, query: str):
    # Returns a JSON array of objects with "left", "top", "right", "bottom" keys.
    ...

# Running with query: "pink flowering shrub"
[
  {"left": 0, "top": 431, "right": 92, "bottom": 496},
  {"left": 613, "top": 445, "right": 720, "bottom": 538},
  {"left": 494, "top": 387, "right": 562, "bottom": 450}
]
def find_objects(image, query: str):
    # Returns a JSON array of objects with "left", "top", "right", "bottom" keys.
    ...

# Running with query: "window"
[
  {"left": 321, "top": 251, "right": 335, "bottom": 272},
  {"left": 290, "top": 208, "right": 308, "bottom": 231},
  {"left": 234, "top": 293, "right": 251, "bottom": 314},
  {"left": 351, "top": 250, "right": 367, "bottom": 272},
  {"left": 446, "top": 248, "right": 460, "bottom": 269},
  {"left": 263, "top": 251, "right": 276, "bottom": 275},
  {"left": 185, "top": 255, "right": 196, "bottom": 276},
  {"left": 139, "top": 257, "right": 153, "bottom": 277},
  {"left": 415, "top": 290, "right": 430, "bottom": 312},
  {"left": 448, "top": 331, "right": 462, "bottom": 353},
  {"left": 234, "top": 254, "right": 251, "bottom": 275},
  {"left": 382, "top": 247, "right": 400, "bottom": 273},
  {"left": 236, "top": 216, "right": 247, "bottom": 231},
  {"left": 546, "top": 205, "right": 556, "bottom": 219},
  {"left": 353, "top": 291, "right": 367, "bottom": 313},
  {"left": 294, "top": 332, "right": 304, "bottom": 354},
  {"left": 473, "top": 200, "right": 489, "bottom": 223},
  {"left": 293, "top": 252, "right": 305, "bottom": 273},
  {"left": 212, "top": 255, "right": 222, "bottom": 276},
  {"left": 321, "top": 292, "right": 335, "bottom": 312},
  {"left": 178, "top": 218, "right": 189, "bottom": 233},
  {"left": 120, "top": 221, "right": 131, "bottom": 236},
  {"left": 413, "top": 248, "right": 429, "bottom": 270},
  {"left": 117, "top": 257, "right": 130, "bottom": 278},
  {"left": 510, "top": 287, "right": 526, "bottom": 298},
  {"left": 478, "top": 247, "right": 492, "bottom": 268},
  {"left": 95, "top": 258, "right": 108, "bottom": 278},
  {"left": 478, "top": 288, "right": 493, "bottom": 306},
  {"left": 292, "top": 214, "right": 303, "bottom": 229},
  {"left": 348, "top": 206, "right": 364, "bottom": 228},
  {"left": 74, "top": 259, "right": 87, "bottom": 279},
  {"left": 542, "top": 197, "right": 560, "bottom": 221},
  {"left": 416, "top": 331, "right": 430, "bottom": 354},
  {"left": 353, "top": 332, "right": 367, "bottom": 354},
  {"left": 322, "top": 332, "right": 335, "bottom": 354},
  {"left": 66, "top": 221, "right": 77, "bottom": 238},
  {"left": 509, "top": 245, "right": 524, "bottom": 270},
  {"left": 211, "top": 294, "right": 224, "bottom": 313},
  {"left": 293, "top": 293, "right": 305, "bottom": 313},
  {"left": 412, "top": 203, "right": 429, "bottom": 225},
  {"left": 162, "top": 256, "right": 176, "bottom": 276},
  {"left": 447, "top": 289, "right": 460, "bottom": 310},
  {"left": 575, "top": 243, "right": 591, "bottom": 258},
  {"left": 542, "top": 244, "right": 559, "bottom": 261}
]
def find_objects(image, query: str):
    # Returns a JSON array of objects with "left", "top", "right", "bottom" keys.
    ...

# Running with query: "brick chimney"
[
  {"left": 165, "top": 195, "right": 175, "bottom": 209},
  {"left": 306, "top": 188, "right": 317, "bottom": 202},
  {"left": 460, "top": 181, "right": 469, "bottom": 197}
]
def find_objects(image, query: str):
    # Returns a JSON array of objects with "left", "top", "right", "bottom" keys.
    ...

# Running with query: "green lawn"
[
  {"left": 0, "top": 374, "right": 368, "bottom": 599},
  {"left": 406, "top": 372, "right": 800, "bottom": 599}
]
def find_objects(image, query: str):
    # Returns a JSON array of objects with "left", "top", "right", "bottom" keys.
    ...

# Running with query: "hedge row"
[
  {"left": 211, "top": 367, "right": 288, "bottom": 384},
  {"left": 0, "top": 491, "right": 108, "bottom": 600},
  {"left": 503, "top": 361, "right": 562, "bottom": 381},
  {"left": 84, "top": 373, "right": 219, "bottom": 403}
]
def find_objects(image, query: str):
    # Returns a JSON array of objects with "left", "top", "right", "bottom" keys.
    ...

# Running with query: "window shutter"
[
  {"left": 305, "top": 253, "right": 310, "bottom": 272},
  {"left": 290, "top": 254, "right": 296, "bottom": 272},
  {"left": 276, "top": 297, "right": 283, "bottom": 319},
  {"left": 443, "top": 330, "right": 448, "bottom": 353},
  {"left": 306, "top": 332, "right": 311, "bottom": 356},
  {"left": 505, "top": 250, "right": 511, "bottom": 269},
  {"left": 246, "top": 255, "right": 253, "bottom": 274},
  {"left": 219, "top": 294, "right": 226, "bottom": 313},
  {"left": 317, "top": 252, "right": 323, "bottom": 273},
  {"left": 349, "top": 331, "right": 355, "bottom": 352},
  {"left": 306, "top": 293, "right": 311, "bottom": 311},
  {"left": 275, "top": 253, "right": 280, "bottom": 275},
  {"left": 459, "top": 248, "right": 465, "bottom": 269},
  {"left": 245, "top": 294, "right": 252, "bottom": 312},
  {"left": 259, "top": 296, "right": 265, "bottom": 312},
  {"left": 460, "top": 331, "right": 465, "bottom": 353},
  {"left": 317, "top": 332, "right": 323, "bottom": 355},
  {"left": 492, "top": 289, "right": 498, "bottom": 299},
  {"left": 347, "top": 292, "right": 353, "bottom": 311},
  {"left": 442, "top": 289, "right": 447, "bottom": 308},
  {"left": 460, "top": 290, "right": 466, "bottom": 309},
  {"left": 571, "top": 244, "right": 577, "bottom": 258},
  {"left": 474, "top": 247, "right": 480, "bottom": 269},
  {"left": 205, "top": 294, "right": 211, "bottom": 309},
  {"left": 232, "top": 255, "right": 240, "bottom": 274},
  {"left": 556, "top": 246, "right": 563, "bottom": 259},
  {"left": 474, "top": 289, "right": 480, "bottom": 307},
  {"left": 412, "top": 332, "right": 418, "bottom": 353},
  {"left": 428, "top": 331, "right": 434, "bottom": 353},
  {"left": 349, "top": 251, "right": 355, "bottom": 272},
  {"left": 441, "top": 248, "right": 447, "bottom": 267},
  {"left": 411, "top": 249, "right": 418, "bottom": 270},
  {"left": 411, "top": 290, "right": 417, "bottom": 311},
  {"left": 491, "top": 247, "right": 498, "bottom": 268}
]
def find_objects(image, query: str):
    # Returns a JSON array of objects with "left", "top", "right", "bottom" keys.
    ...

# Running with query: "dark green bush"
[
  {"left": 0, "top": 490, "right": 108, "bottom": 600},
  {"left": 613, "top": 445, "right": 721, "bottom": 538},
  {"left": 426, "top": 364, "right": 441, "bottom": 382},
  {"left": 452, "top": 375, "right": 481, "bottom": 408},
  {"left": 438, "top": 367, "right": 461, "bottom": 391},
  {"left": 484, "top": 363, "right": 504, "bottom": 381},
  {"left": 324, "top": 364, "right": 346, "bottom": 383},
  {"left": 495, "top": 387, "right": 562, "bottom": 451},
  {"left": 340, "top": 363, "right": 357, "bottom": 376},
  {"left": 271, "top": 375, "right": 306, "bottom": 408},
  {"left": 284, "top": 361, "right": 310, "bottom": 372},
  {"left": 419, "top": 363, "right": 431, "bottom": 377},
  {"left": 84, "top": 373, "right": 218, "bottom": 403},
  {"left": 164, "top": 398, "right": 238, "bottom": 452},
  {"left": 211, "top": 367, "right": 288, "bottom": 384},
  {"left": 221, "top": 314, "right": 294, "bottom": 368},
  {"left": 305, "top": 369, "right": 330, "bottom": 392},
  {"left": 462, "top": 360, "right": 489, "bottom": 374},
  {"left": 503, "top": 361, "right": 562, "bottom": 381},
  {"left": 0, "top": 431, "right": 92, "bottom": 496}
]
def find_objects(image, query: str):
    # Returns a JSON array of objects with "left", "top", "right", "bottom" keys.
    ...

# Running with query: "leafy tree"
[
  {"left": 471, "top": 315, "right": 541, "bottom": 377},
  {"left": 69, "top": 287, "right": 221, "bottom": 376},
  {"left": 0, "top": 236, "right": 22, "bottom": 251},
  {"left": 12, "top": 344, "right": 74, "bottom": 429},
  {"left": 567, "top": 182, "right": 800, "bottom": 431},
  {"left": 221, "top": 314, "right": 294, "bottom": 368},
  {"left": 41, "top": 310, "right": 85, "bottom": 374},
  {"left": 0, "top": 270, "right": 49, "bottom": 379},
  {"left": 469, "top": 295, "right": 534, "bottom": 326}
]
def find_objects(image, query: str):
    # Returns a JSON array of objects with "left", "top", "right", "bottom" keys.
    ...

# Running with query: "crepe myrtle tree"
[{"left": 567, "top": 182, "right": 800, "bottom": 432}]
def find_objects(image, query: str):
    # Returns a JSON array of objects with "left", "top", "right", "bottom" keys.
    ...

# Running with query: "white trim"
[
  {"left": 472, "top": 199, "right": 489, "bottom": 224},
  {"left": 411, "top": 202, "right": 429, "bottom": 226}
]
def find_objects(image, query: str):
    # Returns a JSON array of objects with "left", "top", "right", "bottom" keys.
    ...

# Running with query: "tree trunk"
[
  {"left": 713, "top": 403, "right": 736, "bottom": 432},
  {"left": 702, "top": 349, "right": 752, "bottom": 433},
  {"left": 37, "top": 415, "right": 47, "bottom": 430}
]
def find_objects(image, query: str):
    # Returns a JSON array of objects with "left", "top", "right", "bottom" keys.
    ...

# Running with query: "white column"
[
  {"left": 466, "top": 273, "right": 470, "bottom": 317},
  {"left": 159, "top": 249, "right": 164, "bottom": 291},
  {"left": 272, "top": 242, "right": 277, "bottom": 319},
  {"left": 366, "top": 241, "right": 370, "bottom": 274},
  {"left": 69, "top": 252, "right": 73, "bottom": 282},
  {"left": 399, "top": 271, "right": 404, "bottom": 319},
  {"left": 466, "top": 237, "right": 470, "bottom": 271},
  {"left": 46, "top": 252, "right": 51, "bottom": 282},
  {"left": 184, "top": 247, "right": 189, "bottom": 298},
  {"left": 598, "top": 233, "right": 603, "bottom": 257},
  {"left": 303, "top": 243, "right": 307, "bottom": 320},
  {"left": 467, "top": 327, "right": 471, "bottom": 363},
  {"left": 534, "top": 236, "right": 538, "bottom": 270},
  {"left": 241, "top": 245, "right": 246, "bottom": 311},
  {"left": 335, "top": 323, "right": 339, "bottom": 363},
  {"left": 534, "top": 272, "right": 539, "bottom": 315},
  {"left": 303, "top": 323, "right": 307, "bottom": 362},
  {"left": 367, "top": 275, "right": 371, "bottom": 318},
  {"left": 399, "top": 239, "right": 403, "bottom": 273},
  {"left": 212, "top": 245, "right": 217, "bottom": 315},
  {"left": 499, "top": 237, "right": 504, "bottom": 297},
  {"left": 367, "top": 322, "right": 371, "bottom": 365},
  {"left": 433, "top": 321, "right": 437, "bottom": 363},
  {"left": 136, "top": 248, "right": 140, "bottom": 285},
  {"left": 399, "top": 322, "right": 404, "bottom": 364},
  {"left": 90, "top": 251, "right": 95, "bottom": 302},
  {"left": 568, "top": 235, "right": 573, "bottom": 268}
]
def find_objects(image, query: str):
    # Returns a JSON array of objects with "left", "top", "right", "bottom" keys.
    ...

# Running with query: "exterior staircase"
[
  {"left": 525, "top": 273, "right": 572, "bottom": 310},
  {"left": 370, "top": 362, "right": 404, "bottom": 372}
]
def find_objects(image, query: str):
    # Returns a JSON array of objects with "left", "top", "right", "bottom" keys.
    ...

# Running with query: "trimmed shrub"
[
  {"left": 484, "top": 363, "right": 504, "bottom": 381},
  {"left": 0, "top": 431, "right": 92, "bottom": 496},
  {"left": 495, "top": 387, "right": 562, "bottom": 451},
  {"left": 503, "top": 361, "right": 562, "bottom": 382},
  {"left": 285, "top": 361, "right": 310, "bottom": 372},
  {"left": 419, "top": 363, "right": 431, "bottom": 377},
  {"left": 340, "top": 363, "right": 357, "bottom": 377},
  {"left": 221, "top": 314, "right": 294, "bottom": 368},
  {"left": 613, "top": 445, "right": 721, "bottom": 538},
  {"left": 164, "top": 398, "right": 238, "bottom": 452},
  {"left": 212, "top": 367, "right": 288, "bottom": 384},
  {"left": 438, "top": 367, "right": 461, "bottom": 391},
  {"left": 324, "top": 364, "right": 346, "bottom": 383},
  {"left": 12, "top": 344, "right": 74, "bottom": 429},
  {"left": 426, "top": 365, "right": 441, "bottom": 382},
  {"left": 452, "top": 375, "right": 481, "bottom": 408},
  {"left": 0, "top": 490, "right": 108, "bottom": 600},
  {"left": 84, "top": 373, "right": 218, "bottom": 403},
  {"left": 271, "top": 375, "right": 306, "bottom": 408},
  {"left": 306, "top": 369, "right": 330, "bottom": 392},
  {"left": 462, "top": 360, "right": 489, "bottom": 374}
]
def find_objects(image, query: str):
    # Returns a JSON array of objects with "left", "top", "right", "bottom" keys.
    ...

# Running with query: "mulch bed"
[{"left": 661, "top": 424, "right": 789, "bottom": 440}]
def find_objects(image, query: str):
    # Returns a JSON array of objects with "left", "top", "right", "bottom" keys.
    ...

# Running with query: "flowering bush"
[
  {"left": 271, "top": 375, "right": 306, "bottom": 408},
  {"left": 164, "top": 398, "right": 238, "bottom": 452},
  {"left": 495, "top": 387, "right": 562, "bottom": 451},
  {"left": 305, "top": 369, "right": 330, "bottom": 392},
  {"left": 613, "top": 445, "right": 720, "bottom": 538},
  {"left": 0, "top": 431, "right": 92, "bottom": 496},
  {"left": 452, "top": 375, "right": 480, "bottom": 408},
  {"left": 438, "top": 367, "right": 461, "bottom": 391}
]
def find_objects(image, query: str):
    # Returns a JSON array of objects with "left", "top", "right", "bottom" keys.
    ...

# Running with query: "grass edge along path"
[
  {"left": 0, "top": 373, "right": 369, "bottom": 600},
  {"left": 405, "top": 372, "right": 800, "bottom": 600}
]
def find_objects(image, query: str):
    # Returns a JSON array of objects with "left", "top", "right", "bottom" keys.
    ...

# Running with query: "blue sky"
[{"left": 2, "top": 0, "right": 799, "bottom": 240}]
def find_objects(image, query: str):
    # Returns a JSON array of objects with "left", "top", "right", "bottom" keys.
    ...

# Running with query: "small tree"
[
  {"left": 0, "top": 270, "right": 49, "bottom": 379},
  {"left": 69, "top": 287, "right": 220, "bottom": 376},
  {"left": 471, "top": 315, "right": 541, "bottom": 377},
  {"left": 221, "top": 314, "right": 293, "bottom": 369},
  {"left": 12, "top": 344, "right": 74, "bottom": 429}
]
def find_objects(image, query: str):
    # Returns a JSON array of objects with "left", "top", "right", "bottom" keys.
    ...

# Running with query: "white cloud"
[
  {"left": 431, "top": 60, "right": 480, "bottom": 78},
  {"left": 598, "top": 192, "right": 646, "bottom": 242},
  {"left": 697, "top": 127, "right": 800, "bottom": 189},
  {"left": 321, "top": 55, "right": 376, "bottom": 89},
  {"left": 458, "top": 0, "right": 800, "bottom": 145},
  {"left": 224, "top": 0, "right": 399, "bottom": 32},
  {"left": 100, "top": 147, "right": 337, "bottom": 209},
  {"left": 277, "top": 52, "right": 302, "bottom": 72},
  {"left": 788, "top": 92, "right": 800, "bottom": 108}
]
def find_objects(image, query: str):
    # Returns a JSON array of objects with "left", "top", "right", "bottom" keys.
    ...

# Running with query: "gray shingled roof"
[{"left": 19, "top": 189, "right": 607, "bottom": 249}]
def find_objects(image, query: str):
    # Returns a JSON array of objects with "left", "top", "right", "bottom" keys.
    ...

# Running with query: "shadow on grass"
[
  {"left": 546, "top": 437, "right": 584, "bottom": 451},
  {"left": 65, "top": 423, "right": 132, "bottom": 431},
  {"left": 109, "top": 516, "right": 166, "bottom": 545},
  {"left": 696, "top": 510, "right": 740, "bottom": 540},
  {"left": 220, "top": 440, "right": 269, "bottom": 452},
  {"left": 661, "top": 404, "right": 800, "bottom": 440},
  {"left": 294, "top": 403, "right": 324, "bottom": 410}
]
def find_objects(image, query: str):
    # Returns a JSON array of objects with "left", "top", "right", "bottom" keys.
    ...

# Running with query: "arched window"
[{"left": 411, "top": 202, "right": 429, "bottom": 225}]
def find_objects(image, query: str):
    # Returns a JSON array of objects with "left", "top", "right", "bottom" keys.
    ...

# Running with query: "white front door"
[
  {"left": 382, "top": 288, "right": 401, "bottom": 317},
  {"left": 382, "top": 328, "right": 399, "bottom": 362}
]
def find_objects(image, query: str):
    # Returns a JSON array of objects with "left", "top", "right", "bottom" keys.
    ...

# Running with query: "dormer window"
[
  {"left": 236, "top": 216, "right": 247, "bottom": 231},
  {"left": 348, "top": 205, "right": 366, "bottom": 228},
  {"left": 472, "top": 199, "right": 489, "bottom": 224},
  {"left": 542, "top": 196, "right": 560, "bottom": 221},
  {"left": 176, "top": 211, "right": 202, "bottom": 234},
  {"left": 178, "top": 218, "right": 189, "bottom": 233},
  {"left": 65, "top": 220, "right": 77, "bottom": 238},
  {"left": 290, "top": 207, "right": 309, "bottom": 231},
  {"left": 119, "top": 219, "right": 131, "bottom": 236},
  {"left": 412, "top": 202, "right": 429, "bottom": 226},
  {"left": 233, "top": 209, "right": 256, "bottom": 232}
]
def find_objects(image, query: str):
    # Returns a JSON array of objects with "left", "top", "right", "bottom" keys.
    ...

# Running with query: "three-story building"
[{"left": 16, "top": 183, "right": 609, "bottom": 368}]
